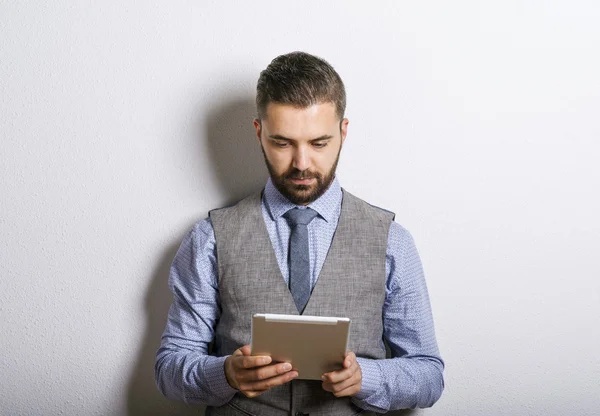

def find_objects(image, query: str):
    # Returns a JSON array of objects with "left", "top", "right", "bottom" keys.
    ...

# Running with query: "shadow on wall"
[
  {"left": 126, "top": 243, "right": 205, "bottom": 416},
  {"left": 125, "top": 96, "right": 264, "bottom": 415},
  {"left": 203, "top": 97, "right": 268, "bottom": 206}
]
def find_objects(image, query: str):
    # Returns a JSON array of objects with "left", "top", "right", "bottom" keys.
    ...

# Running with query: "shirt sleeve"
[
  {"left": 351, "top": 222, "right": 445, "bottom": 412},
  {"left": 154, "top": 218, "right": 237, "bottom": 406}
]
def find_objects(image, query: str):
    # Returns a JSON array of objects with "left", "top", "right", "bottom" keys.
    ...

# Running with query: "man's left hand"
[{"left": 321, "top": 351, "right": 362, "bottom": 397}]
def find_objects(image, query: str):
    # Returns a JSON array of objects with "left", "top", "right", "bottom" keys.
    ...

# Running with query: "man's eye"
[
  {"left": 313, "top": 142, "right": 328, "bottom": 148},
  {"left": 274, "top": 141, "right": 289, "bottom": 147}
]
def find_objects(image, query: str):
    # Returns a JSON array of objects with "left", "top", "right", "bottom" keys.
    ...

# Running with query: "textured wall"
[{"left": 1, "top": 1, "right": 599, "bottom": 415}]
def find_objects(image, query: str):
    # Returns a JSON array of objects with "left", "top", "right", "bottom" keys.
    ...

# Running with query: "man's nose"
[{"left": 292, "top": 146, "right": 310, "bottom": 171}]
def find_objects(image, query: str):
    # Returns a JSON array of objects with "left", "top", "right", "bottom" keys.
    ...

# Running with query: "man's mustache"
[{"left": 284, "top": 170, "right": 320, "bottom": 180}]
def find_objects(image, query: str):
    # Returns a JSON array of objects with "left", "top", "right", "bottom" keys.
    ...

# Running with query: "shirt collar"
[{"left": 263, "top": 176, "right": 342, "bottom": 223}]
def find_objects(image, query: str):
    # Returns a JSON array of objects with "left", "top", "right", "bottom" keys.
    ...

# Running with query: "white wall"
[{"left": 1, "top": 1, "right": 599, "bottom": 415}]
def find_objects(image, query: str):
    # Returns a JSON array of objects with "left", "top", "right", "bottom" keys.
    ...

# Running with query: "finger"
[
  {"left": 241, "top": 389, "right": 268, "bottom": 398},
  {"left": 322, "top": 371, "right": 358, "bottom": 394},
  {"left": 322, "top": 351, "right": 358, "bottom": 381},
  {"left": 239, "top": 370, "right": 298, "bottom": 392},
  {"left": 233, "top": 355, "right": 272, "bottom": 370},
  {"left": 343, "top": 351, "right": 357, "bottom": 368},
  {"left": 329, "top": 383, "right": 361, "bottom": 398},
  {"left": 238, "top": 362, "right": 294, "bottom": 382},
  {"left": 321, "top": 364, "right": 355, "bottom": 384},
  {"left": 239, "top": 345, "right": 252, "bottom": 356}
]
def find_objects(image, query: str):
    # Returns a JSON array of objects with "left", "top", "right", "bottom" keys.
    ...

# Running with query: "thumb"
[
  {"left": 239, "top": 344, "right": 252, "bottom": 356},
  {"left": 344, "top": 351, "right": 356, "bottom": 368}
]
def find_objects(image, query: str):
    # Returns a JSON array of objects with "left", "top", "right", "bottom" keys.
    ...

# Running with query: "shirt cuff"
[
  {"left": 204, "top": 355, "right": 238, "bottom": 399},
  {"left": 354, "top": 357, "right": 382, "bottom": 401}
]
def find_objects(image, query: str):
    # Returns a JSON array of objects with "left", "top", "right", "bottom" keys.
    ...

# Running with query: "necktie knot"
[{"left": 283, "top": 207, "right": 319, "bottom": 227}]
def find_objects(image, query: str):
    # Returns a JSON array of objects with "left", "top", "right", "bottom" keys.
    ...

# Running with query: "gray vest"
[{"left": 207, "top": 189, "right": 394, "bottom": 416}]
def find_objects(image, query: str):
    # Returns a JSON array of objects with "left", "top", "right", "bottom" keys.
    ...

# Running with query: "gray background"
[{"left": 1, "top": 1, "right": 599, "bottom": 415}]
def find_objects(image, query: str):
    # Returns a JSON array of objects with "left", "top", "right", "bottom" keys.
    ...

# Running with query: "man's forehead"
[
  {"left": 263, "top": 102, "right": 338, "bottom": 120},
  {"left": 262, "top": 102, "right": 339, "bottom": 133}
]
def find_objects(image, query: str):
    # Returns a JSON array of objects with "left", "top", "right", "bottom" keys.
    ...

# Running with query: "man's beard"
[{"left": 261, "top": 146, "right": 341, "bottom": 205}]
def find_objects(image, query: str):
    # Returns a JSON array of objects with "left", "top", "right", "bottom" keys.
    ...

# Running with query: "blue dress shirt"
[{"left": 155, "top": 177, "right": 444, "bottom": 412}]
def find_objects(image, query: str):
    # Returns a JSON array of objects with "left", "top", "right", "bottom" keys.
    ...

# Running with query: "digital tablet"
[{"left": 251, "top": 313, "right": 351, "bottom": 380}]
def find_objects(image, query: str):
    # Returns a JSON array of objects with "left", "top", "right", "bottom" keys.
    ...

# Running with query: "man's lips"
[{"left": 288, "top": 177, "right": 315, "bottom": 185}]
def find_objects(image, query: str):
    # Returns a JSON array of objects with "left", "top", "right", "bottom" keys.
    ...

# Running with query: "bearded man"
[{"left": 155, "top": 51, "right": 444, "bottom": 415}]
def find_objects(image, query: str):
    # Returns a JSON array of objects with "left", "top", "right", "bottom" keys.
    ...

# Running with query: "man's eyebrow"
[
  {"left": 268, "top": 135, "right": 292, "bottom": 141},
  {"left": 268, "top": 134, "right": 334, "bottom": 141}
]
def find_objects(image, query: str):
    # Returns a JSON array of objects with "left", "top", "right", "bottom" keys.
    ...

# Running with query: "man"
[{"left": 155, "top": 52, "right": 444, "bottom": 415}]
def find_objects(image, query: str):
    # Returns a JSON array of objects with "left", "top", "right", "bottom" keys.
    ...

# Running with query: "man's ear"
[
  {"left": 253, "top": 119, "right": 262, "bottom": 144},
  {"left": 340, "top": 118, "right": 349, "bottom": 144}
]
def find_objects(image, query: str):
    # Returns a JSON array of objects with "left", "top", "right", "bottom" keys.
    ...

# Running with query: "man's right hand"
[{"left": 224, "top": 345, "right": 298, "bottom": 398}]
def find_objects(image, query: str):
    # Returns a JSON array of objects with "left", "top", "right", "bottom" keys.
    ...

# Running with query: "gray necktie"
[{"left": 283, "top": 207, "right": 319, "bottom": 314}]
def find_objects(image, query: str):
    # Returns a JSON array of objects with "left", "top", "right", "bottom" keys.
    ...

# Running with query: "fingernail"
[{"left": 283, "top": 363, "right": 292, "bottom": 371}]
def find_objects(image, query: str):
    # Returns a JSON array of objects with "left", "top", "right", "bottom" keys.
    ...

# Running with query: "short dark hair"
[{"left": 256, "top": 51, "right": 346, "bottom": 120}]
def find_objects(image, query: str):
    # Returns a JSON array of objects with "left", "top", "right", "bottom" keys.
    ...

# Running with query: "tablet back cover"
[{"left": 251, "top": 314, "right": 350, "bottom": 380}]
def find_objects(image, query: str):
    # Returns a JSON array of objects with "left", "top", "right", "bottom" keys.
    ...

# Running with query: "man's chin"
[
  {"left": 272, "top": 174, "right": 334, "bottom": 205},
  {"left": 273, "top": 182, "right": 313, "bottom": 204},
  {"left": 289, "top": 184, "right": 313, "bottom": 192},
  {"left": 285, "top": 188, "right": 314, "bottom": 203}
]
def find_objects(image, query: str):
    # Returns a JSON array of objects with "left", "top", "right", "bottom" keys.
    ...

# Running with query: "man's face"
[{"left": 254, "top": 102, "right": 349, "bottom": 205}]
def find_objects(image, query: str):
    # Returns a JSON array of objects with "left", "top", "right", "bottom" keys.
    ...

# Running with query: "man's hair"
[{"left": 256, "top": 51, "right": 346, "bottom": 120}]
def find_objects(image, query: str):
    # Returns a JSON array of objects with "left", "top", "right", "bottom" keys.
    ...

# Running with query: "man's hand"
[
  {"left": 321, "top": 351, "right": 362, "bottom": 397},
  {"left": 224, "top": 345, "right": 298, "bottom": 398}
]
